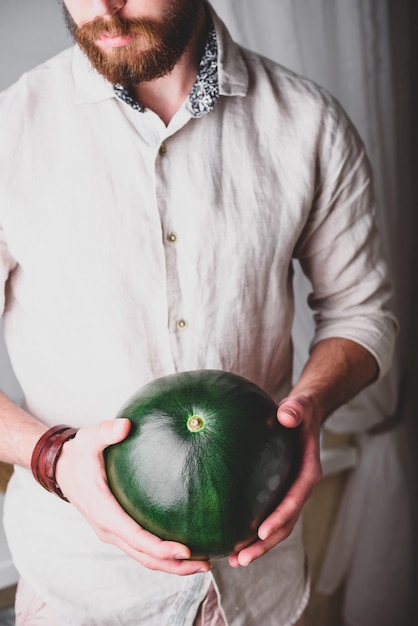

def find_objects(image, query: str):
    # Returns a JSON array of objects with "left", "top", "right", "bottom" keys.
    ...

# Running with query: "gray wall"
[
  {"left": 0, "top": 0, "right": 71, "bottom": 401},
  {"left": 0, "top": 0, "right": 71, "bottom": 90}
]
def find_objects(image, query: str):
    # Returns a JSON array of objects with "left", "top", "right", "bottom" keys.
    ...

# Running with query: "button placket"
[
  {"left": 167, "top": 235, "right": 187, "bottom": 332},
  {"left": 154, "top": 136, "right": 190, "bottom": 344}
]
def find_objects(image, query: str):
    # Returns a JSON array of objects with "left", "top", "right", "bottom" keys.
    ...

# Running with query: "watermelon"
[{"left": 105, "top": 370, "right": 297, "bottom": 559}]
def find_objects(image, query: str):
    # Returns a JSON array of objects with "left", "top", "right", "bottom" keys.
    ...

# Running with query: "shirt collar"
[
  {"left": 113, "top": 20, "right": 219, "bottom": 118},
  {"left": 73, "top": 3, "right": 248, "bottom": 108}
]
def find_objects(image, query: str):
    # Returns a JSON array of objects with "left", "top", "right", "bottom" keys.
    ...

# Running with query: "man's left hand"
[{"left": 228, "top": 393, "right": 322, "bottom": 568}]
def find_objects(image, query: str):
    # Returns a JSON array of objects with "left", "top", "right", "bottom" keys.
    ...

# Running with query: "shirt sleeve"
[
  {"left": 0, "top": 226, "right": 17, "bottom": 316},
  {"left": 294, "top": 98, "right": 398, "bottom": 379}
]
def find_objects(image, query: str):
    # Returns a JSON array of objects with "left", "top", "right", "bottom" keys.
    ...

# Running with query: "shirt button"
[
  {"left": 167, "top": 232, "right": 177, "bottom": 243},
  {"left": 177, "top": 319, "right": 188, "bottom": 329},
  {"left": 159, "top": 143, "right": 167, "bottom": 156}
]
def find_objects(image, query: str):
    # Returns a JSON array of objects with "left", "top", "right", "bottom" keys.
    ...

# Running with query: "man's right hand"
[{"left": 55, "top": 419, "right": 211, "bottom": 576}]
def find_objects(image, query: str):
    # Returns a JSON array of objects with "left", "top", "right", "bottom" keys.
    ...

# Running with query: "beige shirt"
[{"left": 0, "top": 6, "right": 396, "bottom": 626}]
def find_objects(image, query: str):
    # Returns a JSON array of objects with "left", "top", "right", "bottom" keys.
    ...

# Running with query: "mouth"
[{"left": 97, "top": 33, "right": 136, "bottom": 48}]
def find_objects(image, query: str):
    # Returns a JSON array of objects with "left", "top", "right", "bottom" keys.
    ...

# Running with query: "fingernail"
[
  {"left": 258, "top": 528, "right": 270, "bottom": 541},
  {"left": 174, "top": 552, "right": 189, "bottom": 560},
  {"left": 112, "top": 420, "right": 125, "bottom": 435},
  {"left": 281, "top": 407, "right": 298, "bottom": 419}
]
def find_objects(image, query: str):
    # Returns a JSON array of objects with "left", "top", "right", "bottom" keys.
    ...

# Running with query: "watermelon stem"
[{"left": 187, "top": 415, "right": 205, "bottom": 432}]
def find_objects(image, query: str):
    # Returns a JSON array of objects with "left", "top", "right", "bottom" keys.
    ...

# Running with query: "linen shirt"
[{"left": 0, "top": 5, "right": 396, "bottom": 626}]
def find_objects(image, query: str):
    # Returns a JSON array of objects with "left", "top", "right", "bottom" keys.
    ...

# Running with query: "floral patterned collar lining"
[{"left": 113, "top": 22, "right": 219, "bottom": 118}]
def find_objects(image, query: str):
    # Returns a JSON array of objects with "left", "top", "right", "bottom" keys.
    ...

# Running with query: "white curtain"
[{"left": 210, "top": 1, "right": 417, "bottom": 624}]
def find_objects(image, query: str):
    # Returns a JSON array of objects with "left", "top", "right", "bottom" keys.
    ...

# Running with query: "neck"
[{"left": 130, "top": 7, "right": 208, "bottom": 126}]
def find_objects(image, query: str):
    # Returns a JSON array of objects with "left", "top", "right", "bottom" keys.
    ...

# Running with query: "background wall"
[{"left": 0, "top": 0, "right": 71, "bottom": 91}]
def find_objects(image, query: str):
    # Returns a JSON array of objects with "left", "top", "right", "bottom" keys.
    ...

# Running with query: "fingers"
[
  {"left": 106, "top": 523, "right": 209, "bottom": 574},
  {"left": 90, "top": 496, "right": 211, "bottom": 575},
  {"left": 125, "top": 552, "right": 210, "bottom": 576},
  {"left": 257, "top": 474, "right": 315, "bottom": 543},
  {"left": 228, "top": 398, "right": 323, "bottom": 568},
  {"left": 229, "top": 516, "right": 296, "bottom": 568},
  {"left": 229, "top": 476, "right": 313, "bottom": 569},
  {"left": 257, "top": 430, "right": 322, "bottom": 536},
  {"left": 111, "top": 534, "right": 210, "bottom": 575},
  {"left": 89, "top": 493, "right": 188, "bottom": 561}
]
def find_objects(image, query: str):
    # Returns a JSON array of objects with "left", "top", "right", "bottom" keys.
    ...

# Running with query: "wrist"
[{"left": 31, "top": 425, "right": 79, "bottom": 501}]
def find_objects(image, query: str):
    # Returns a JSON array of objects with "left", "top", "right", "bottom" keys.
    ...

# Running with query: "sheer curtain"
[{"left": 210, "top": 1, "right": 417, "bottom": 624}]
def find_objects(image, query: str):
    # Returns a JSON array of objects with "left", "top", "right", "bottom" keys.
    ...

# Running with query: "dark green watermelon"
[{"left": 105, "top": 370, "right": 297, "bottom": 559}]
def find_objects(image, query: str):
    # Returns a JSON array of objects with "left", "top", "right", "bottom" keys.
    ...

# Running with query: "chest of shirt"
[{"left": 0, "top": 95, "right": 316, "bottom": 290}]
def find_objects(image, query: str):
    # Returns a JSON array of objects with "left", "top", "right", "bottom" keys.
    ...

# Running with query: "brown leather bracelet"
[{"left": 31, "top": 425, "right": 79, "bottom": 502}]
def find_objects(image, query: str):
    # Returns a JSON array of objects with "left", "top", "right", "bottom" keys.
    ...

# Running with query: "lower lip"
[{"left": 98, "top": 34, "right": 136, "bottom": 48}]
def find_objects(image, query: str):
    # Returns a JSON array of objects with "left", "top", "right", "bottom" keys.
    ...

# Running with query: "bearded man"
[{"left": 0, "top": 1, "right": 397, "bottom": 625}]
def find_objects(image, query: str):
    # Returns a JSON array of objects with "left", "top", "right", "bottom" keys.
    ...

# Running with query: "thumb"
[
  {"left": 277, "top": 394, "right": 311, "bottom": 428},
  {"left": 97, "top": 418, "right": 132, "bottom": 446}
]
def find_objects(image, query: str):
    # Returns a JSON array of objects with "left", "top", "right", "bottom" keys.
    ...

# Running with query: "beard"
[{"left": 62, "top": 0, "right": 203, "bottom": 85}]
